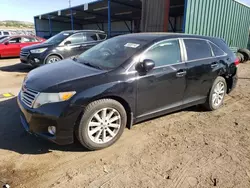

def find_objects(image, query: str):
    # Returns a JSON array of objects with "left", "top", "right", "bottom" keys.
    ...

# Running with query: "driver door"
[
  {"left": 135, "top": 39, "right": 187, "bottom": 119},
  {"left": 1, "top": 37, "right": 21, "bottom": 57},
  {"left": 59, "top": 32, "right": 86, "bottom": 58}
]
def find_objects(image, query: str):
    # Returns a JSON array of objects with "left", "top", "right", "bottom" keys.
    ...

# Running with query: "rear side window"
[
  {"left": 85, "top": 32, "right": 98, "bottom": 42},
  {"left": 209, "top": 42, "right": 225, "bottom": 56},
  {"left": 184, "top": 39, "right": 212, "bottom": 61},
  {"left": 21, "top": 37, "right": 37, "bottom": 43},
  {"left": 142, "top": 40, "right": 181, "bottom": 67},
  {"left": 98, "top": 34, "right": 107, "bottom": 40},
  {"left": 3, "top": 32, "right": 9, "bottom": 35}
]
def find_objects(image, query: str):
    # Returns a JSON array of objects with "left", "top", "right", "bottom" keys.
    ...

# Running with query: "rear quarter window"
[
  {"left": 209, "top": 42, "right": 226, "bottom": 56},
  {"left": 184, "top": 39, "right": 212, "bottom": 61},
  {"left": 98, "top": 34, "right": 107, "bottom": 40}
]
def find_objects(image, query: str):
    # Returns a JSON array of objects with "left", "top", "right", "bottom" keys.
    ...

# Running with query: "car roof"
[
  {"left": 62, "top": 30, "right": 105, "bottom": 34},
  {"left": 118, "top": 32, "right": 219, "bottom": 43},
  {"left": 6, "top": 35, "right": 38, "bottom": 38}
]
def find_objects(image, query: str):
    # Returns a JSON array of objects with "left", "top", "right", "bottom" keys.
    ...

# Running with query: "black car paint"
[
  {"left": 17, "top": 33, "right": 238, "bottom": 145},
  {"left": 20, "top": 30, "right": 105, "bottom": 66}
]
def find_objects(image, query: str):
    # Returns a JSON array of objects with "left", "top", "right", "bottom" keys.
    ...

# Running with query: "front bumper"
[
  {"left": 20, "top": 53, "right": 46, "bottom": 67},
  {"left": 17, "top": 93, "right": 82, "bottom": 145}
]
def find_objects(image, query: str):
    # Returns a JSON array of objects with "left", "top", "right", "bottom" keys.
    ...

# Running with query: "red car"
[{"left": 0, "top": 35, "right": 45, "bottom": 58}]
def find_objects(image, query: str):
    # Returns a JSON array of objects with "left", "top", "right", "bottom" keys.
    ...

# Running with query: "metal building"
[{"left": 34, "top": 0, "right": 250, "bottom": 48}]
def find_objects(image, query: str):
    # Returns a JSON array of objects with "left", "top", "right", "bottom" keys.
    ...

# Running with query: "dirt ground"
[{"left": 0, "top": 59, "right": 250, "bottom": 188}]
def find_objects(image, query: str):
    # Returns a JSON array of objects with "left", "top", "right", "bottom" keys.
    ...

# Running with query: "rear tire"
[
  {"left": 45, "top": 55, "right": 62, "bottom": 64},
  {"left": 204, "top": 76, "right": 227, "bottom": 111},
  {"left": 76, "top": 99, "right": 127, "bottom": 151}
]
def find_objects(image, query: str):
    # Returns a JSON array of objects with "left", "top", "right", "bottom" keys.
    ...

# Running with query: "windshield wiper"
[{"left": 83, "top": 62, "right": 102, "bottom": 70}]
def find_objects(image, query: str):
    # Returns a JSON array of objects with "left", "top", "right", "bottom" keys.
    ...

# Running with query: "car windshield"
[
  {"left": 44, "top": 32, "right": 71, "bottom": 44},
  {"left": 0, "top": 36, "right": 10, "bottom": 43},
  {"left": 77, "top": 36, "right": 148, "bottom": 70}
]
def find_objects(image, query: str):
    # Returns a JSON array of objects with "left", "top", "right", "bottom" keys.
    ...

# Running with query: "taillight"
[{"left": 234, "top": 58, "right": 240, "bottom": 66}]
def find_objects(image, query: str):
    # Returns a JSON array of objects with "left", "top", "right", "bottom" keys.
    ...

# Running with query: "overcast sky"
[{"left": 0, "top": 0, "right": 249, "bottom": 22}]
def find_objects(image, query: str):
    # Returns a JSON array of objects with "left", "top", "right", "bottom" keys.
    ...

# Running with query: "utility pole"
[{"left": 69, "top": 0, "right": 71, "bottom": 8}]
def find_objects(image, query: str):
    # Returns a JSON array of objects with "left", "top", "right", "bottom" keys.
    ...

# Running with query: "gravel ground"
[{"left": 0, "top": 58, "right": 250, "bottom": 188}]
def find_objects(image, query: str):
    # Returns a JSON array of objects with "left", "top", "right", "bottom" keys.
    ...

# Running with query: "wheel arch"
[
  {"left": 219, "top": 68, "right": 236, "bottom": 94},
  {"left": 76, "top": 95, "right": 133, "bottom": 130}
]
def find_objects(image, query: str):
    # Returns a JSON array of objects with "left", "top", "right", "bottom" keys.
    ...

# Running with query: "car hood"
[
  {"left": 25, "top": 59, "right": 106, "bottom": 92},
  {"left": 22, "top": 42, "right": 54, "bottom": 50}
]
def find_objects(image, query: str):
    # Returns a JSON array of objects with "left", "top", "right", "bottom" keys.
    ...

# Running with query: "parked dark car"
[
  {"left": 20, "top": 30, "right": 107, "bottom": 67},
  {"left": 17, "top": 33, "right": 238, "bottom": 150}
]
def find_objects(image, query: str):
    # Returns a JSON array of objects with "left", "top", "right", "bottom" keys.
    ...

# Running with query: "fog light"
[
  {"left": 48, "top": 126, "right": 56, "bottom": 135},
  {"left": 34, "top": 58, "right": 40, "bottom": 63}
]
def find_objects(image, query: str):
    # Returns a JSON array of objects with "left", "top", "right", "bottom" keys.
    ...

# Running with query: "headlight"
[
  {"left": 33, "top": 91, "right": 76, "bottom": 108},
  {"left": 30, "top": 48, "right": 48, "bottom": 54}
]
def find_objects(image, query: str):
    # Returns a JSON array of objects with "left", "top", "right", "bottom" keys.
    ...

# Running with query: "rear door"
[
  {"left": 1, "top": 37, "right": 21, "bottom": 57},
  {"left": 182, "top": 38, "right": 222, "bottom": 105},
  {"left": 135, "top": 39, "right": 187, "bottom": 119},
  {"left": 81, "top": 32, "right": 100, "bottom": 51}
]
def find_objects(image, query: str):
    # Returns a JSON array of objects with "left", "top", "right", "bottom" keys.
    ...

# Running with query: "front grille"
[
  {"left": 20, "top": 50, "right": 30, "bottom": 57},
  {"left": 21, "top": 87, "right": 39, "bottom": 108}
]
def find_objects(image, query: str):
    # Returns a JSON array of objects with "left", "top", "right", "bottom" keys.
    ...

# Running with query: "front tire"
[
  {"left": 45, "top": 55, "right": 61, "bottom": 64},
  {"left": 76, "top": 99, "right": 127, "bottom": 151},
  {"left": 204, "top": 76, "right": 227, "bottom": 111}
]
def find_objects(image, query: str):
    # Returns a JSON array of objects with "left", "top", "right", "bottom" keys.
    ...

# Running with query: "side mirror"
[
  {"left": 136, "top": 59, "right": 155, "bottom": 73},
  {"left": 4, "top": 41, "right": 9, "bottom": 45},
  {"left": 64, "top": 41, "right": 71, "bottom": 46}
]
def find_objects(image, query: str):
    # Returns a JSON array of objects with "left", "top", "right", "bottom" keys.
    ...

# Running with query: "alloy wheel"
[
  {"left": 48, "top": 57, "right": 60, "bottom": 64},
  {"left": 212, "top": 81, "right": 225, "bottom": 107},
  {"left": 87, "top": 108, "right": 121, "bottom": 144}
]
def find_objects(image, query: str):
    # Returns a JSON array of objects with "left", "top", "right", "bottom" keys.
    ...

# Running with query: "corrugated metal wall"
[
  {"left": 141, "top": 0, "right": 168, "bottom": 32},
  {"left": 185, "top": 0, "right": 250, "bottom": 48}
]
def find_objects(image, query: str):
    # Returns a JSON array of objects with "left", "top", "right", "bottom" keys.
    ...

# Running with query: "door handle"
[
  {"left": 211, "top": 63, "right": 218, "bottom": 68},
  {"left": 176, "top": 70, "right": 187, "bottom": 78},
  {"left": 80, "top": 44, "right": 87, "bottom": 48}
]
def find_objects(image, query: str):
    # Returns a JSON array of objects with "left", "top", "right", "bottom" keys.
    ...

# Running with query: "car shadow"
[
  {"left": 0, "top": 63, "right": 33, "bottom": 73},
  {"left": 0, "top": 97, "right": 88, "bottom": 155}
]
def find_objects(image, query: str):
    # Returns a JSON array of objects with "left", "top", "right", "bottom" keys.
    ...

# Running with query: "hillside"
[{"left": 0, "top": 20, "right": 34, "bottom": 29}]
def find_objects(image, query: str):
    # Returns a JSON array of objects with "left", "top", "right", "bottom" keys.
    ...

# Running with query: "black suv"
[
  {"left": 18, "top": 33, "right": 238, "bottom": 150},
  {"left": 20, "top": 30, "right": 107, "bottom": 66}
]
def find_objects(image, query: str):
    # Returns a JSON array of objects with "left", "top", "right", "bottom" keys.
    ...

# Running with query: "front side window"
[
  {"left": 141, "top": 40, "right": 181, "bottom": 67},
  {"left": 67, "top": 33, "right": 85, "bottom": 44},
  {"left": 3, "top": 32, "right": 9, "bottom": 35},
  {"left": 209, "top": 42, "right": 226, "bottom": 56},
  {"left": 44, "top": 32, "right": 71, "bottom": 44},
  {"left": 9, "top": 37, "right": 21, "bottom": 44},
  {"left": 184, "top": 39, "right": 212, "bottom": 61}
]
